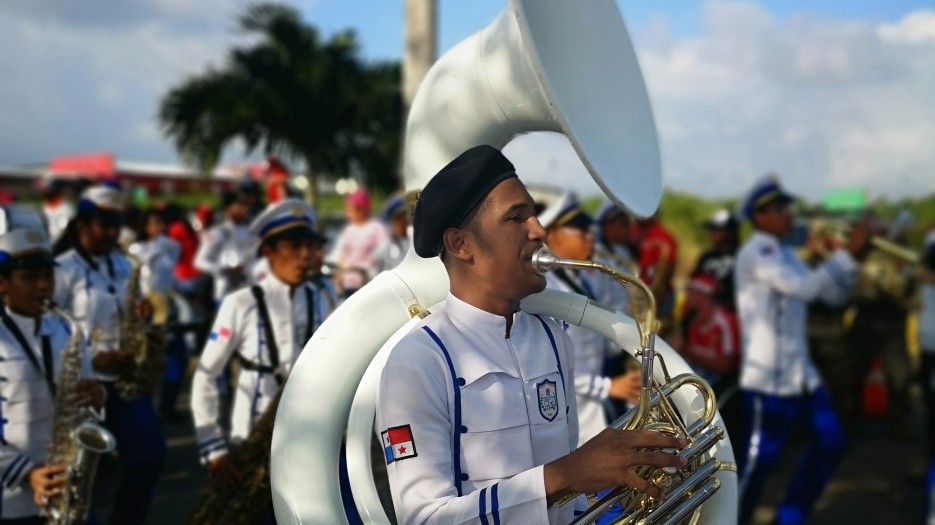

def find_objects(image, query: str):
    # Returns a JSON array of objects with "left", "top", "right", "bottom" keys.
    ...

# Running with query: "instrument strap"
[
  {"left": 1, "top": 312, "right": 56, "bottom": 396},
  {"left": 76, "top": 245, "right": 118, "bottom": 295},
  {"left": 304, "top": 286, "right": 315, "bottom": 344},
  {"left": 249, "top": 286, "right": 284, "bottom": 386},
  {"left": 554, "top": 268, "right": 596, "bottom": 300}
]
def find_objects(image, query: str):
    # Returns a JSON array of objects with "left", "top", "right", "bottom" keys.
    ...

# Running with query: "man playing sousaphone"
[
  {"left": 0, "top": 229, "right": 104, "bottom": 525},
  {"left": 376, "top": 146, "right": 686, "bottom": 524}
]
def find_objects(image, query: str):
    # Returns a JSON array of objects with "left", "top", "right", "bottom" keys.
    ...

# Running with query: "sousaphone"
[{"left": 270, "top": 1, "right": 737, "bottom": 523}]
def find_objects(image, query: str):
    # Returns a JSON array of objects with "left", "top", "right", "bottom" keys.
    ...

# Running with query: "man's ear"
[
  {"left": 260, "top": 241, "right": 273, "bottom": 259},
  {"left": 442, "top": 228, "right": 472, "bottom": 263},
  {"left": 0, "top": 274, "right": 9, "bottom": 296}
]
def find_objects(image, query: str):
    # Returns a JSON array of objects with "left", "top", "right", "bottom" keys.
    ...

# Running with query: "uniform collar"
[
  {"left": 445, "top": 293, "right": 520, "bottom": 339},
  {"left": 753, "top": 231, "right": 779, "bottom": 244},
  {"left": 3, "top": 306, "right": 41, "bottom": 336},
  {"left": 262, "top": 269, "right": 303, "bottom": 299}
]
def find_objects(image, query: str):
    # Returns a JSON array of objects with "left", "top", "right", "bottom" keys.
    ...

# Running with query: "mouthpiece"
[{"left": 531, "top": 247, "right": 563, "bottom": 275}]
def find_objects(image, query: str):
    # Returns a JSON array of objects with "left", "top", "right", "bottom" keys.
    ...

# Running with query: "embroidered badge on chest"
[
  {"left": 537, "top": 379, "right": 558, "bottom": 422},
  {"left": 381, "top": 424, "right": 418, "bottom": 464}
]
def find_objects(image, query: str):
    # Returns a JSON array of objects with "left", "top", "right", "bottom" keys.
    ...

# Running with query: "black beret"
[{"left": 413, "top": 145, "right": 518, "bottom": 258}]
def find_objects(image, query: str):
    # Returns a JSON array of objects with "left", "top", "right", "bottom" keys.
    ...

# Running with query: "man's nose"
[{"left": 528, "top": 217, "right": 547, "bottom": 241}]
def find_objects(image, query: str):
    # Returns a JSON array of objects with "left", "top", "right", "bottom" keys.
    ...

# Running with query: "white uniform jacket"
[
  {"left": 194, "top": 221, "right": 254, "bottom": 303},
  {"left": 129, "top": 235, "right": 181, "bottom": 296},
  {"left": 376, "top": 294, "right": 579, "bottom": 525},
  {"left": 735, "top": 232, "right": 857, "bottom": 396},
  {"left": 0, "top": 308, "right": 86, "bottom": 519},
  {"left": 54, "top": 248, "right": 132, "bottom": 382},
  {"left": 191, "top": 272, "right": 335, "bottom": 463},
  {"left": 545, "top": 269, "right": 621, "bottom": 445}
]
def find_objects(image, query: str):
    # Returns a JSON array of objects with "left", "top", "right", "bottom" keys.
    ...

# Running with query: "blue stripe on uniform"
[
  {"left": 479, "top": 487, "right": 489, "bottom": 525},
  {"left": 1, "top": 455, "right": 25, "bottom": 485},
  {"left": 199, "top": 441, "right": 228, "bottom": 458},
  {"left": 6, "top": 456, "right": 29, "bottom": 488},
  {"left": 422, "top": 326, "right": 464, "bottom": 496},
  {"left": 198, "top": 437, "right": 226, "bottom": 451},
  {"left": 259, "top": 215, "right": 312, "bottom": 237},
  {"left": 491, "top": 483, "right": 501, "bottom": 525},
  {"left": 533, "top": 316, "right": 566, "bottom": 401}
]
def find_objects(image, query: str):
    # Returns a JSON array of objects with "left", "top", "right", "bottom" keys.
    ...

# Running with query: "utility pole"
[{"left": 403, "top": 0, "right": 437, "bottom": 112}]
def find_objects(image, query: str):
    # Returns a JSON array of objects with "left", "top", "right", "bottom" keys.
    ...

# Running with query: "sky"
[{"left": 1, "top": 0, "right": 934, "bottom": 204}]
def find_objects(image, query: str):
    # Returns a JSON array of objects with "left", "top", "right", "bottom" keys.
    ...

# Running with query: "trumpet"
[
  {"left": 813, "top": 219, "right": 920, "bottom": 265},
  {"left": 531, "top": 247, "right": 729, "bottom": 525}
]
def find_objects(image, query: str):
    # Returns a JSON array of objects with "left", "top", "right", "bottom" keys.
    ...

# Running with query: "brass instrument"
[
  {"left": 187, "top": 388, "right": 284, "bottom": 525},
  {"left": 531, "top": 247, "right": 729, "bottom": 525},
  {"left": 44, "top": 301, "right": 117, "bottom": 525},
  {"left": 814, "top": 219, "right": 920, "bottom": 265},
  {"left": 115, "top": 253, "right": 164, "bottom": 400}
]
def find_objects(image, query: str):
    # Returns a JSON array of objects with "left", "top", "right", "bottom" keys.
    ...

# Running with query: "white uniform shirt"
[
  {"left": 376, "top": 234, "right": 411, "bottom": 273},
  {"left": 54, "top": 249, "right": 132, "bottom": 382},
  {"left": 592, "top": 242, "right": 636, "bottom": 318},
  {"left": 191, "top": 272, "right": 335, "bottom": 463},
  {"left": 735, "top": 232, "right": 857, "bottom": 396},
  {"left": 194, "top": 220, "right": 254, "bottom": 303},
  {"left": 129, "top": 235, "right": 181, "bottom": 296},
  {"left": 377, "top": 294, "right": 579, "bottom": 525},
  {"left": 0, "top": 309, "right": 83, "bottom": 519},
  {"left": 43, "top": 201, "right": 75, "bottom": 246},
  {"left": 545, "top": 269, "right": 621, "bottom": 445}
]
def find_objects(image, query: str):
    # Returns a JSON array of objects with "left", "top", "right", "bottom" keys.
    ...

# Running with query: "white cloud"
[
  {"left": 878, "top": 10, "right": 935, "bottom": 46},
  {"left": 626, "top": 1, "right": 935, "bottom": 201}
]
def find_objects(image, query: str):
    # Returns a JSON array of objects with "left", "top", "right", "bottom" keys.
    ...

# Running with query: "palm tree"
[{"left": 159, "top": 3, "right": 403, "bottom": 202}]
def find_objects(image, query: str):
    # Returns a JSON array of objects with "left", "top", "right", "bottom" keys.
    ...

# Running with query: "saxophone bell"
[{"left": 44, "top": 301, "right": 117, "bottom": 525}]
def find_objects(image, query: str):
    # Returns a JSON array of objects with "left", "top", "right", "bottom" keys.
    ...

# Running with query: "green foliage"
[{"left": 159, "top": 3, "right": 403, "bottom": 199}]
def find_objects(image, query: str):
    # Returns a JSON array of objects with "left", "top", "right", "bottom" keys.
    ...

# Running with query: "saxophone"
[
  {"left": 44, "top": 301, "right": 117, "bottom": 525},
  {"left": 115, "top": 252, "right": 164, "bottom": 399},
  {"left": 187, "top": 388, "right": 284, "bottom": 525}
]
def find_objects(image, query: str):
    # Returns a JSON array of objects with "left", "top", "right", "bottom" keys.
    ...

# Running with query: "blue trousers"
[
  {"left": 737, "top": 387, "right": 846, "bottom": 525},
  {"left": 103, "top": 385, "right": 167, "bottom": 525}
]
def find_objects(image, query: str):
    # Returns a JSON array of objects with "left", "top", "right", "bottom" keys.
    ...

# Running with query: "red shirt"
[
  {"left": 639, "top": 221, "right": 678, "bottom": 294},
  {"left": 168, "top": 221, "right": 201, "bottom": 280},
  {"left": 686, "top": 307, "right": 740, "bottom": 375}
]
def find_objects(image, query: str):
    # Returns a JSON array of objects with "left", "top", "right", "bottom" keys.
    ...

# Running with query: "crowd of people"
[{"left": 1, "top": 152, "right": 934, "bottom": 525}]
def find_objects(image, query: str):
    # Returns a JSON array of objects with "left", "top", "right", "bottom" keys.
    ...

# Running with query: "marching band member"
[
  {"left": 191, "top": 198, "right": 335, "bottom": 474},
  {"left": 735, "top": 178, "right": 869, "bottom": 525},
  {"left": 376, "top": 145, "right": 685, "bottom": 525},
  {"left": 129, "top": 208, "right": 185, "bottom": 418},
  {"left": 194, "top": 190, "right": 253, "bottom": 305},
  {"left": 538, "top": 193, "right": 639, "bottom": 445},
  {"left": 592, "top": 201, "right": 635, "bottom": 316},
  {"left": 53, "top": 185, "right": 165, "bottom": 525},
  {"left": 0, "top": 229, "right": 104, "bottom": 525},
  {"left": 376, "top": 193, "right": 411, "bottom": 273}
]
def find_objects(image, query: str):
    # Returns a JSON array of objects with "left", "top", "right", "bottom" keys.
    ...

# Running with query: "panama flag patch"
[
  {"left": 382, "top": 425, "right": 417, "bottom": 464},
  {"left": 209, "top": 327, "right": 232, "bottom": 341},
  {"left": 537, "top": 379, "right": 558, "bottom": 421}
]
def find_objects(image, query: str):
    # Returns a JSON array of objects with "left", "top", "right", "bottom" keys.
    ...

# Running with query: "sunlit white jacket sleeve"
[
  {"left": 752, "top": 243, "right": 857, "bottom": 302},
  {"left": 191, "top": 294, "right": 241, "bottom": 462}
]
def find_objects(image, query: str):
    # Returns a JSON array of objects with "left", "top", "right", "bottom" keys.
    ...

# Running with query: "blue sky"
[
  {"left": 1, "top": 0, "right": 934, "bottom": 203},
  {"left": 302, "top": 0, "right": 935, "bottom": 61}
]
